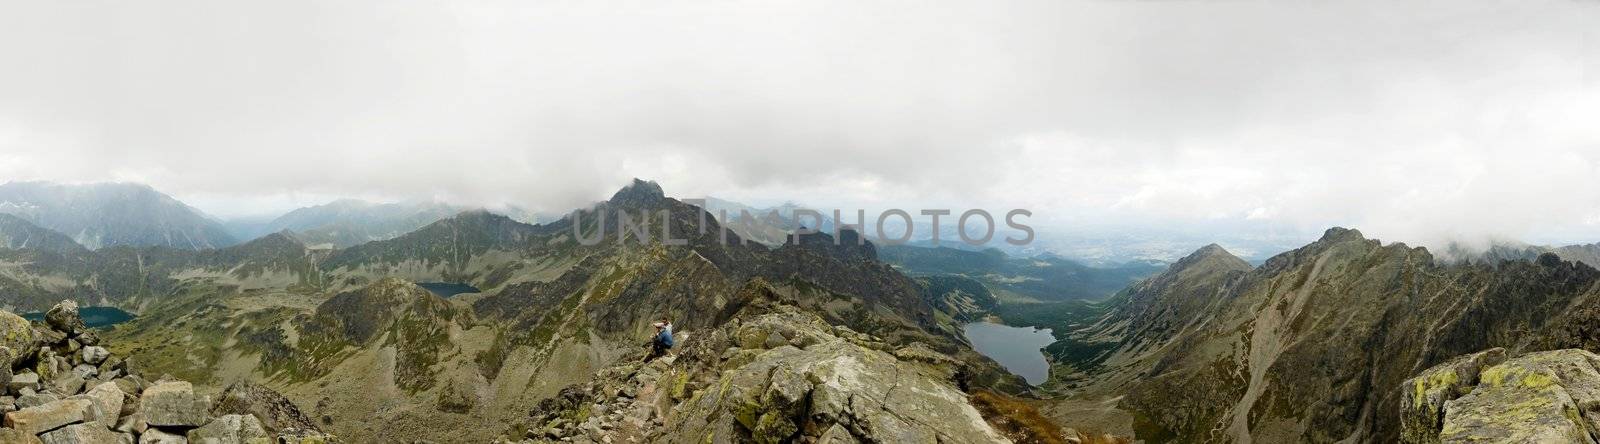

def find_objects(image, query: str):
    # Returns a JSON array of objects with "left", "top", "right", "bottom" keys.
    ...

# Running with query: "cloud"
[{"left": 0, "top": 0, "right": 1596, "bottom": 247}]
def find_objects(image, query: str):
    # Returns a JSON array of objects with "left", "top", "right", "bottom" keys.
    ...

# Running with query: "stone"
[
  {"left": 140, "top": 381, "right": 209, "bottom": 428},
  {"left": 16, "top": 393, "right": 60, "bottom": 408},
  {"left": 9, "top": 371, "right": 41, "bottom": 393},
  {"left": 81, "top": 347, "right": 110, "bottom": 366},
  {"left": 83, "top": 382, "right": 125, "bottom": 427},
  {"left": 139, "top": 427, "right": 187, "bottom": 444},
  {"left": 37, "top": 422, "right": 126, "bottom": 444},
  {"left": 208, "top": 380, "right": 321, "bottom": 435},
  {"left": 0, "top": 428, "right": 44, "bottom": 444},
  {"left": 53, "top": 372, "right": 86, "bottom": 395},
  {"left": 74, "top": 331, "right": 99, "bottom": 347},
  {"left": 115, "top": 411, "right": 148, "bottom": 434},
  {"left": 186, "top": 414, "right": 271, "bottom": 444},
  {"left": 72, "top": 364, "right": 97, "bottom": 379},
  {"left": 44, "top": 300, "right": 86, "bottom": 336},
  {"left": 816, "top": 424, "right": 860, "bottom": 444},
  {"left": 1400, "top": 348, "right": 1600, "bottom": 444},
  {"left": 2, "top": 397, "right": 100, "bottom": 435},
  {"left": 0, "top": 310, "right": 37, "bottom": 359}
]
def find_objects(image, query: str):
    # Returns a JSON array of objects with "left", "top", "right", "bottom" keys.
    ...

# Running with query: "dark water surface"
[
  {"left": 417, "top": 282, "right": 481, "bottom": 298},
  {"left": 22, "top": 306, "right": 136, "bottom": 328},
  {"left": 963, "top": 321, "right": 1055, "bottom": 385}
]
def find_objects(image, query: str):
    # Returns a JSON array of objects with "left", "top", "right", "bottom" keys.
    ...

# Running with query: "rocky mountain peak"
[
  {"left": 1319, "top": 226, "right": 1367, "bottom": 243},
  {"left": 607, "top": 179, "right": 666, "bottom": 207},
  {"left": 1169, "top": 242, "right": 1250, "bottom": 273}
]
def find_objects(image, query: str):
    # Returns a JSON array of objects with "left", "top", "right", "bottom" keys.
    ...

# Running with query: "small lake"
[
  {"left": 416, "top": 282, "right": 481, "bottom": 298},
  {"left": 22, "top": 306, "right": 136, "bottom": 328},
  {"left": 963, "top": 321, "right": 1056, "bottom": 385}
]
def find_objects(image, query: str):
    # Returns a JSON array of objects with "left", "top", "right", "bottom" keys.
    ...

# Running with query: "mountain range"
[{"left": 1, "top": 179, "right": 1599, "bottom": 442}]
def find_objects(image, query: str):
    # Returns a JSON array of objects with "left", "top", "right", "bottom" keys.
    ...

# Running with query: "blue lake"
[
  {"left": 417, "top": 282, "right": 481, "bottom": 298},
  {"left": 963, "top": 321, "right": 1055, "bottom": 385},
  {"left": 22, "top": 306, "right": 136, "bottom": 328}
]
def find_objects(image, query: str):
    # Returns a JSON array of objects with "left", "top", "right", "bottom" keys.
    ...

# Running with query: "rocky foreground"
[
  {"left": 501, "top": 281, "right": 1120, "bottom": 444},
  {"left": 0, "top": 301, "right": 331, "bottom": 443},
  {"left": 1401, "top": 347, "right": 1600, "bottom": 443}
]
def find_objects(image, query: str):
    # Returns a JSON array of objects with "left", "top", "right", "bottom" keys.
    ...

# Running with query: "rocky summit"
[
  {"left": 507, "top": 282, "right": 1029, "bottom": 443},
  {"left": 0, "top": 301, "right": 330, "bottom": 443}
]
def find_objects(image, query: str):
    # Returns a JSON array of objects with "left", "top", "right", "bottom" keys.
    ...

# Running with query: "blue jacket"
[{"left": 657, "top": 326, "right": 674, "bottom": 347}]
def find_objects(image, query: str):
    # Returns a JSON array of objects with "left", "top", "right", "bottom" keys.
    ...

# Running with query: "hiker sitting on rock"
[{"left": 646, "top": 317, "right": 674, "bottom": 362}]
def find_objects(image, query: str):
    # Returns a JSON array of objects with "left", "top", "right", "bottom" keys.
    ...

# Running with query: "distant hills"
[
  {"left": 879, "top": 244, "right": 1164, "bottom": 301},
  {"left": 0, "top": 181, "right": 237, "bottom": 250},
  {"left": 226, "top": 199, "right": 484, "bottom": 248}
]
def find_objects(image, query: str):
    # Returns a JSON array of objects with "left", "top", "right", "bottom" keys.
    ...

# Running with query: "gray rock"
[
  {"left": 140, "top": 381, "right": 209, "bottom": 428},
  {"left": 10, "top": 371, "right": 41, "bottom": 393},
  {"left": 83, "top": 382, "right": 125, "bottom": 427},
  {"left": 16, "top": 393, "right": 60, "bottom": 408},
  {"left": 81, "top": 347, "right": 110, "bottom": 366},
  {"left": 2, "top": 397, "right": 100, "bottom": 435},
  {"left": 0, "top": 428, "right": 44, "bottom": 444},
  {"left": 37, "top": 422, "right": 127, "bottom": 444},
  {"left": 0, "top": 311, "right": 37, "bottom": 360},
  {"left": 44, "top": 300, "right": 86, "bottom": 335},
  {"left": 72, "top": 364, "right": 97, "bottom": 379},
  {"left": 52, "top": 372, "right": 86, "bottom": 395},
  {"left": 139, "top": 427, "right": 187, "bottom": 444},
  {"left": 186, "top": 414, "right": 270, "bottom": 444}
]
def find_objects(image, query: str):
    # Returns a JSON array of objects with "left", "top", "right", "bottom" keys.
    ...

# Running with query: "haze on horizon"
[{"left": 2, "top": 1, "right": 1597, "bottom": 254}]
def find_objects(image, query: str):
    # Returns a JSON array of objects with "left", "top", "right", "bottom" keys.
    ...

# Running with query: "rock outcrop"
[
  {"left": 511, "top": 302, "right": 1019, "bottom": 443},
  {"left": 1400, "top": 348, "right": 1600, "bottom": 443},
  {"left": 0, "top": 301, "right": 333, "bottom": 443}
]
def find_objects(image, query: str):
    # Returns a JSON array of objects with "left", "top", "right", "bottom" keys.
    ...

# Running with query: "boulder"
[
  {"left": 82, "top": 382, "right": 125, "bottom": 427},
  {"left": 81, "top": 347, "right": 110, "bottom": 366},
  {"left": 1399, "top": 348, "right": 1507, "bottom": 444},
  {"left": 186, "top": 414, "right": 271, "bottom": 444},
  {"left": 1400, "top": 348, "right": 1600, "bottom": 444},
  {"left": 16, "top": 393, "right": 59, "bottom": 408},
  {"left": 44, "top": 301, "right": 86, "bottom": 336},
  {"left": 208, "top": 381, "right": 320, "bottom": 434},
  {"left": 0, "top": 311, "right": 36, "bottom": 360},
  {"left": 0, "top": 428, "right": 44, "bottom": 444},
  {"left": 9, "top": 372, "right": 41, "bottom": 394},
  {"left": 3, "top": 397, "right": 100, "bottom": 435},
  {"left": 140, "top": 381, "right": 209, "bottom": 428},
  {"left": 52, "top": 372, "right": 86, "bottom": 395},
  {"left": 139, "top": 427, "right": 187, "bottom": 444},
  {"left": 37, "top": 422, "right": 127, "bottom": 444}
]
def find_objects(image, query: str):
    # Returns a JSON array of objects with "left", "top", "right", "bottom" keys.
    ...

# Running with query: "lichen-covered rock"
[
  {"left": 187, "top": 414, "right": 271, "bottom": 444},
  {"left": 140, "top": 381, "right": 209, "bottom": 428},
  {"left": 1400, "top": 348, "right": 1508, "bottom": 444},
  {"left": 1400, "top": 348, "right": 1600, "bottom": 444},
  {"left": 0, "top": 310, "right": 37, "bottom": 360}
]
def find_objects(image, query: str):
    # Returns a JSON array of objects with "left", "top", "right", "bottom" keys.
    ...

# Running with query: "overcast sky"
[{"left": 1, "top": 1, "right": 1597, "bottom": 249}]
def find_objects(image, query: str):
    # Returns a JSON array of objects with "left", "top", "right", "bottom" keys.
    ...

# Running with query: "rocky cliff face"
[
  {"left": 0, "top": 301, "right": 329, "bottom": 443},
  {"left": 1401, "top": 348, "right": 1600, "bottom": 443}
]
